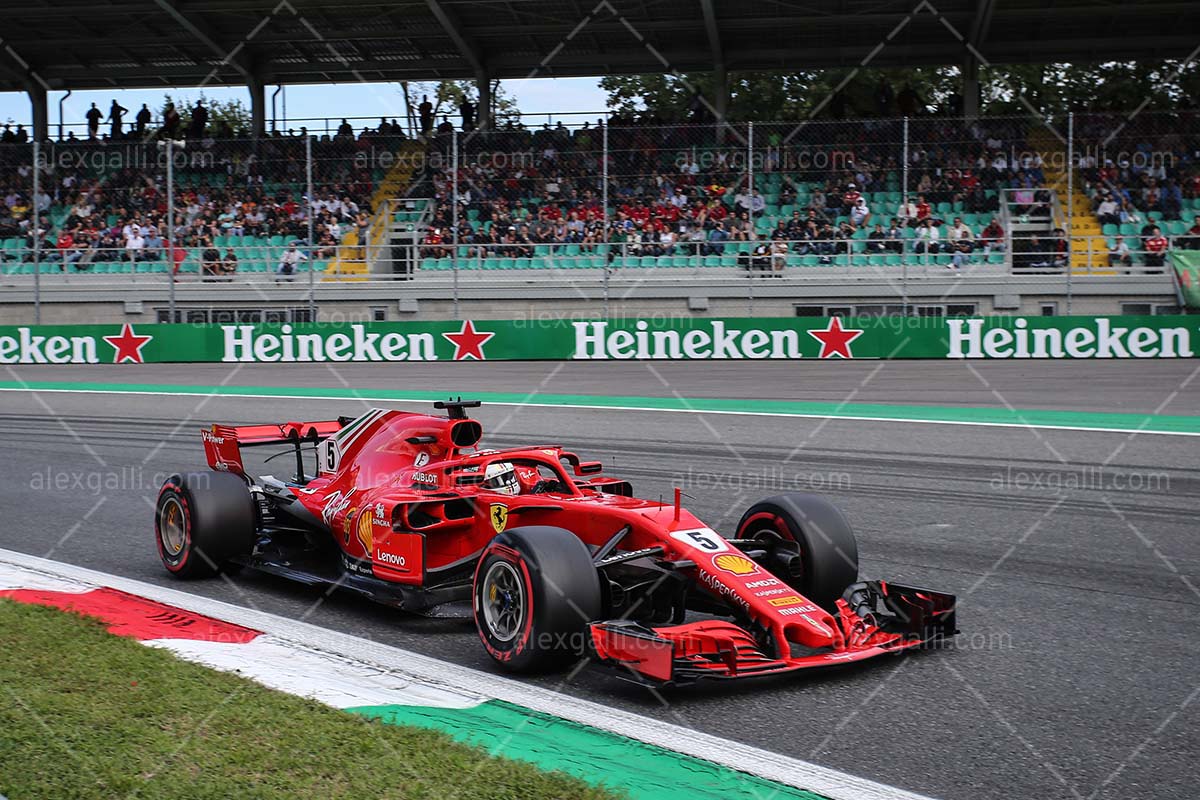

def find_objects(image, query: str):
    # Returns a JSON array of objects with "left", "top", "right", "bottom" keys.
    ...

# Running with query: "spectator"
[
  {"left": 1144, "top": 226, "right": 1169, "bottom": 271},
  {"left": 948, "top": 229, "right": 973, "bottom": 270},
  {"left": 419, "top": 96, "right": 434, "bottom": 137},
  {"left": 189, "top": 101, "right": 208, "bottom": 139},
  {"left": 221, "top": 248, "right": 239, "bottom": 277},
  {"left": 770, "top": 240, "right": 788, "bottom": 274},
  {"left": 866, "top": 223, "right": 888, "bottom": 253},
  {"left": 125, "top": 228, "right": 145, "bottom": 266},
  {"left": 702, "top": 221, "right": 729, "bottom": 255},
  {"left": 979, "top": 218, "right": 1005, "bottom": 254},
  {"left": 1108, "top": 236, "right": 1133, "bottom": 269},
  {"left": 914, "top": 195, "right": 931, "bottom": 224},
  {"left": 1022, "top": 235, "right": 1052, "bottom": 271},
  {"left": 460, "top": 98, "right": 476, "bottom": 131},
  {"left": 948, "top": 216, "right": 972, "bottom": 242},
  {"left": 913, "top": 218, "right": 940, "bottom": 254},
  {"left": 842, "top": 183, "right": 862, "bottom": 215},
  {"left": 742, "top": 242, "right": 770, "bottom": 272},
  {"left": 1183, "top": 215, "right": 1200, "bottom": 250},
  {"left": 56, "top": 230, "right": 85, "bottom": 270},
  {"left": 201, "top": 239, "right": 222, "bottom": 279},
  {"left": 143, "top": 227, "right": 163, "bottom": 261},
  {"left": 276, "top": 243, "right": 307, "bottom": 280},
  {"left": 896, "top": 196, "right": 918, "bottom": 227},
  {"left": 1051, "top": 228, "right": 1069, "bottom": 270},
  {"left": 884, "top": 219, "right": 905, "bottom": 253},
  {"left": 85, "top": 103, "right": 102, "bottom": 139},
  {"left": 108, "top": 100, "right": 129, "bottom": 139},
  {"left": 162, "top": 102, "right": 181, "bottom": 138},
  {"left": 849, "top": 197, "right": 871, "bottom": 229},
  {"left": 135, "top": 104, "right": 152, "bottom": 137},
  {"left": 1096, "top": 192, "right": 1120, "bottom": 226}
]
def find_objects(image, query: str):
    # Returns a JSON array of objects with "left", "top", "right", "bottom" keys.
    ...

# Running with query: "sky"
[{"left": 0, "top": 77, "right": 609, "bottom": 136}]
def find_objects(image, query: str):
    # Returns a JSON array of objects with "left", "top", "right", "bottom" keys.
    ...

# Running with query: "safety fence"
[
  {"left": 2, "top": 109, "right": 1197, "bottom": 319},
  {"left": 0, "top": 235, "right": 1186, "bottom": 279}
]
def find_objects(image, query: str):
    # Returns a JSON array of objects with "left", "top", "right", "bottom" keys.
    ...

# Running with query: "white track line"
[
  {"left": 1, "top": 386, "right": 1195, "bottom": 437},
  {"left": 0, "top": 546, "right": 934, "bottom": 800}
]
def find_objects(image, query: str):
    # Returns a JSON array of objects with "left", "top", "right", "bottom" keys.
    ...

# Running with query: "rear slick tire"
[{"left": 155, "top": 471, "right": 255, "bottom": 579}]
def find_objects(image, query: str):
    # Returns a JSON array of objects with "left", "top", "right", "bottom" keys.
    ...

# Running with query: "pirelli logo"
[{"left": 768, "top": 596, "right": 805, "bottom": 607}]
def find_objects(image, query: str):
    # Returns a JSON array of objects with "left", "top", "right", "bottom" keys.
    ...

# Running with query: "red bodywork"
[{"left": 202, "top": 406, "right": 954, "bottom": 685}]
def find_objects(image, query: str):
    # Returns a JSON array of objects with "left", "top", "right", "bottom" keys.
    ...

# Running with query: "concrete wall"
[{"left": 0, "top": 274, "right": 1180, "bottom": 325}]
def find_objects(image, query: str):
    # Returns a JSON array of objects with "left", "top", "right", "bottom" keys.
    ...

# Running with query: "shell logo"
[
  {"left": 713, "top": 553, "right": 759, "bottom": 576},
  {"left": 356, "top": 511, "right": 374, "bottom": 555}
]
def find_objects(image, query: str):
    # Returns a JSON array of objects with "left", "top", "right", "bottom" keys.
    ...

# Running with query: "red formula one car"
[{"left": 155, "top": 400, "right": 956, "bottom": 685}]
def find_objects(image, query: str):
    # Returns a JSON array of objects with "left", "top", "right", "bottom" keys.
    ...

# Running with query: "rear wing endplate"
[{"left": 202, "top": 420, "right": 343, "bottom": 480}]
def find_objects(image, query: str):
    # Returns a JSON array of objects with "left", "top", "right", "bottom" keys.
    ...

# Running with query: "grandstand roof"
[{"left": 1, "top": 0, "right": 1196, "bottom": 93}]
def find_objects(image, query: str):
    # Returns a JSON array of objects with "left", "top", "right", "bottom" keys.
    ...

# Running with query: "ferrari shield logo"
[{"left": 490, "top": 503, "right": 509, "bottom": 534}]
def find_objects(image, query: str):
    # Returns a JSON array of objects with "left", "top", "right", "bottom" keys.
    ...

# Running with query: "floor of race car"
[{"left": 2, "top": 360, "right": 1197, "bottom": 800}]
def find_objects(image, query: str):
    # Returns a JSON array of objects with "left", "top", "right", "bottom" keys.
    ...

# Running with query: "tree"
[
  {"left": 161, "top": 93, "right": 252, "bottom": 137},
  {"left": 397, "top": 80, "right": 520, "bottom": 134},
  {"left": 601, "top": 60, "right": 1200, "bottom": 121}
]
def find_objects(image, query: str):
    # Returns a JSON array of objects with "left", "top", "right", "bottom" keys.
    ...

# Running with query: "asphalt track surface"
[{"left": 3, "top": 360, "right": 1198, "bottom": 800}]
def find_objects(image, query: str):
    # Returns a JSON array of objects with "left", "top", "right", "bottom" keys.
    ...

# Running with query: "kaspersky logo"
[
  {"left": 572, "top": 319, "right": 863, "bottom": 360},
  {"left": 222, "top": 321, "right": 496, "bottom": 362},
  {"left": 947, "top": 318, "right": 1195, "bottom": 359},
  {"left": 0, "top": 323, "right": 153, "bottom": 364}
]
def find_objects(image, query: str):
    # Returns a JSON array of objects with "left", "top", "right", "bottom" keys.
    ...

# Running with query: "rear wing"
[{"left": 202, "top": 420, "right": 344, "bottom": 481}]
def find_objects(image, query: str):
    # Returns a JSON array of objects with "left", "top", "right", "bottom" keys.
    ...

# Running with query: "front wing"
[{"left": 589, "top": 582, "right": 957, "bottom": 685}]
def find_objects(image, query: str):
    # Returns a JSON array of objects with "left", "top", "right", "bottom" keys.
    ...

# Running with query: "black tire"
[
  {"left": 735, "top": 493, "right": 859, "bottom": 612},
  {"left": 155, "top": 472, "right": 255, "bottom": 579},
  {"left": 472, "top": 526, "right": 602, "bottom": 673}
]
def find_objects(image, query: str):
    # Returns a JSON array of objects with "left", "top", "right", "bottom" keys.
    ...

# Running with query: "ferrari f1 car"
[{"left": 155, "top": 400, "right": 957, "bottom": 685}]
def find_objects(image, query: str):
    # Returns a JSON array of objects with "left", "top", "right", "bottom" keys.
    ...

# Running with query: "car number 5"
[{"left": 670, "top": 528, "right": 728, "bottom": 552}]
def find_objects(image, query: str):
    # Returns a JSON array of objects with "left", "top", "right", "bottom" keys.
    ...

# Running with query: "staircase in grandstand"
[
  {"left": 321, "top": 141, "right": 426, "bottom": 282},
  {"left": 1027, "top": 128, "right": 1111, "bottom": 274}
]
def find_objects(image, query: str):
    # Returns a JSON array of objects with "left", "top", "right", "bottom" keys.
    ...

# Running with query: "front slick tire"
[
  {"left": 735, "top": 493, "right": 859, "bottom": 612},
  {"left": 155, "top": 471, "right": 255, "bottom": 579},
  {"left": 473, "top": 526, "right": 601, "bottom": 673}
]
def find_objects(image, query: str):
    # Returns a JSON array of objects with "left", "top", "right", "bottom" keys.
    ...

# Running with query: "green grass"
[{"left": 0, "top": 599, "right": 621, "bottom": 800}]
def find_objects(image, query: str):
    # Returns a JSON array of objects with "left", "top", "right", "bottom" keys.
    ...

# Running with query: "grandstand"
[{"left": 1, "top": 1, "right": 1196, "bottom": 322}]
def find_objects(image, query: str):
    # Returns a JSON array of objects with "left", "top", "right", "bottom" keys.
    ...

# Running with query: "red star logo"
[
  {"left": 807, "top": 317, "right": 864, "bottom": 359},
  {"left": 103, "top": 323, "right": 154, "bottom": 364},
  {"left": 442, "top": 320, "right": 495, "bottom": 361}
]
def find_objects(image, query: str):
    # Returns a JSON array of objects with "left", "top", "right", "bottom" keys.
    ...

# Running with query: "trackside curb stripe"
[
  {"left": 0, "top": 380, "right": 1197, "bottom": 435},
  {"left": 349, "top": 701, "right": 827, "bottom": 800},
  {"left": 0, "top": 547, "right": 936, "bottom": 800}
]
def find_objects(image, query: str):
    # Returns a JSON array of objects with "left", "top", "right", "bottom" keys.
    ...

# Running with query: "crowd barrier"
[{"left": 1, "top": 315, "right": 1196, "bottom": 365}]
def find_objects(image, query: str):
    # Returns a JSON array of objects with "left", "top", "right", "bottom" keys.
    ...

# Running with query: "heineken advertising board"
[{"left": 0, "top": 316, "right": 1196, "bottom": 365}]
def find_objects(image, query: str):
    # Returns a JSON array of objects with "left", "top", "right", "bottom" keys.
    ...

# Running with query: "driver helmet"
[{"left": 483, "top": 461, "right": 520, "bottom": 495}]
